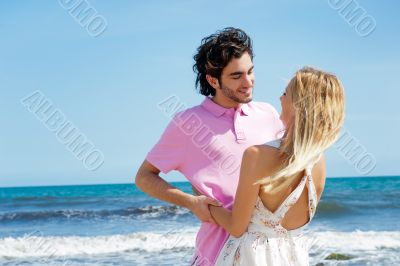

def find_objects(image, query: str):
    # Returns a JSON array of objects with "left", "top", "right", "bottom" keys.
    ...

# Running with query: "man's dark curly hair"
[{"left": 193, "top": 27, "right": 253, "bottom": 97}]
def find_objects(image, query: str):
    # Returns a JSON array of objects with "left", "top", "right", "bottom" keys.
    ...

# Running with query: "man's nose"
[{"left": 243, "top": 74, "right": 253, "bottom": 87}]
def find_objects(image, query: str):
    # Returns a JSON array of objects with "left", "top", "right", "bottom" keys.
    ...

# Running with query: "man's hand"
[{"left": 189, "top": 195, "right": 221, "bottom": 224}]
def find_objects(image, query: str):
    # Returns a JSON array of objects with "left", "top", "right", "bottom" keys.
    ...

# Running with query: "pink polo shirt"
[{"left": 146, "top": 97, "right": 283, "bottom": 265}]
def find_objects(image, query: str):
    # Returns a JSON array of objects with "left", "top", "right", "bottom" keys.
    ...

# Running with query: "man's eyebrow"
[{"left": 228, "top": 66, "right": 254, "bottom": 76}]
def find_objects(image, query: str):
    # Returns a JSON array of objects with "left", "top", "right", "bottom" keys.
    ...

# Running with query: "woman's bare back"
[{"left": 255, "top": 144, "right": 327, "bottom": 231}]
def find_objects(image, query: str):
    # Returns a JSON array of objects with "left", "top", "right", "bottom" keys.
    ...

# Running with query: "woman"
[{"left": 210, "top": 67, "right": 345, "bottom": 265}]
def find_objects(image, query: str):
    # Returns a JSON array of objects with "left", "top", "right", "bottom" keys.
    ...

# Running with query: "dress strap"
[
  {"left": 274, "top": 164, "right": 318, "bottom": 221},
  {"left": 306, "top": 169, "right": 318, "bottom": 219},
  {"left": 274, "top": 175, "right": 308, "bottom": 220}
]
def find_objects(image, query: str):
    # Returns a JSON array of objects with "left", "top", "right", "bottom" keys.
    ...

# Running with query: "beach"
[{"left": 1, "top": 176, "right": 399, "bottom": 265}]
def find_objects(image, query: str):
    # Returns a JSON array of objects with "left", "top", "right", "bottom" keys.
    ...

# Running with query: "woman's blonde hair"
[{"left": 257, "top": 67, "right": 345, "bottom": 193}]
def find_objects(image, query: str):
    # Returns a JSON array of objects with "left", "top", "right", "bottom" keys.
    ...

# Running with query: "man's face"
[{"left": 217, "top": 52, "right": 254, "bottom": 104}]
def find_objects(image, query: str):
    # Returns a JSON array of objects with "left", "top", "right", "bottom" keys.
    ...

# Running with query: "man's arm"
[{"left": 135, "top": 160, "right": 221, "bottom": 224}]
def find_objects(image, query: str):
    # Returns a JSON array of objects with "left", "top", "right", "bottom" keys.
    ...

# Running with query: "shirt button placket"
[{"left": 234, "top": 113, "right": 246, "bottom": 143}]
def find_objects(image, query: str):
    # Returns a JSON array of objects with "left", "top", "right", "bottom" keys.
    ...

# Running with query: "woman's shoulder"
[
  {"left": 243, "top": 144, "right": 283, "bottom": 178},
  {"left": 243, "top": 145, "right": 327, "bottom": 193},
  {"left": 244, "top": 144, "right": 281, "bottom": 161}
]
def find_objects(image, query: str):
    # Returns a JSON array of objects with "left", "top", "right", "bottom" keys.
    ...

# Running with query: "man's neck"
[{"left": 211, "top": 95, "right": 240, "bottom": 109}]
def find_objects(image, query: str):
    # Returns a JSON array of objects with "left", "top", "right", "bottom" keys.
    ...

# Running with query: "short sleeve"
[{"left": 146, "top": 113, "right": 188, "bottom": 174}]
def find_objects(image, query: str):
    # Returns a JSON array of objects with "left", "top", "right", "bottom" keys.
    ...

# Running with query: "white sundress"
[{"left": 215, "top": 140, "right": 318, "bottom": 266}]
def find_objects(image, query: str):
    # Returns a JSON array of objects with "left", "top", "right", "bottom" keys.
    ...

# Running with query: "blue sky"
[{"left": 1, "top": 0, "right": 399, "bottom": 187}]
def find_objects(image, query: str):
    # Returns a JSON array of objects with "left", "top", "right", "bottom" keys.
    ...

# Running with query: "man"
[{"left": 135, "top": 27, "right": 283, "bottom": 265}]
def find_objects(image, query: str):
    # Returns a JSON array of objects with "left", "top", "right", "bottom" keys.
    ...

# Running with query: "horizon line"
[{"left": 1, "top": 175, "right": 399, "bottom": 189}]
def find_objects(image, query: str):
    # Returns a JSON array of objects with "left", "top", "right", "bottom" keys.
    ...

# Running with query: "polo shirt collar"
[
  {"left": 240, "top": 102, "right": 250, "bottom": 116},
  {"left": 201, "top": 97, "right": 251, "bottom": 117}
]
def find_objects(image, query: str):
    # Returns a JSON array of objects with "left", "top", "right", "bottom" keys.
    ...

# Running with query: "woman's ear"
[{"left": 206, "top": 74, "right": 220, "bottom": 90}]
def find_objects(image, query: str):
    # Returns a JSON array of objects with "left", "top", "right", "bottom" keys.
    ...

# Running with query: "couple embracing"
[{"left": 135, "top": 27, "right": 345, "bottom": 266}]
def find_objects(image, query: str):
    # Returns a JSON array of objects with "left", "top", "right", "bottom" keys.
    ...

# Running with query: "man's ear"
[{"left": 206, "top": 74, "right": 220, "bottom": 90}]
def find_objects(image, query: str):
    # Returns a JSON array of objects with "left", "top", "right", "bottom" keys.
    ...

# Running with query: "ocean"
[{"left": 0, "top": 176, "right": 399, "bottom": 266}]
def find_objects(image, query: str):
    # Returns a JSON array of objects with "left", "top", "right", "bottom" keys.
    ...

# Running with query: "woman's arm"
[{"left": 209, "top": 146, "right": 265, "bottom": 237}]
